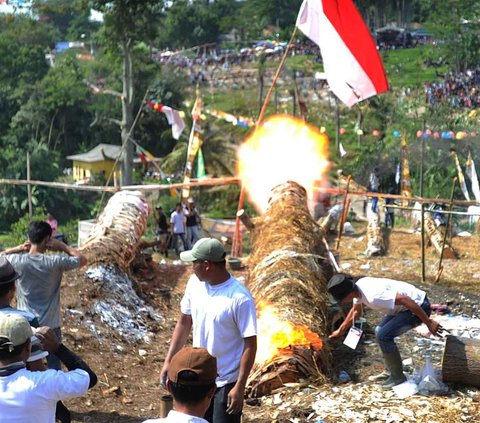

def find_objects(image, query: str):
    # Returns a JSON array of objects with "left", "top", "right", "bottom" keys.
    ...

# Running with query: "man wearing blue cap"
[{"left": 161, "top": 238, "right": 257, "bottom": 423}]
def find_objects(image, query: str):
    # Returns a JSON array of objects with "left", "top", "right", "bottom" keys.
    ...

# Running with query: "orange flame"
[
  {"left": 238, "top": 116, "right": 329, "bottom": 213},
  {"left": 256, "top": 303, "right": 323, "bottom": 364}
]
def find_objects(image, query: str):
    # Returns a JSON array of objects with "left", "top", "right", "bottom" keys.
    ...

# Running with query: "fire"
[
  {"left": 256, "top": 302, "right": 323, "bottom": 364},
  {"left": 238, "top": 116, "right": 329, "bottom": 213}
]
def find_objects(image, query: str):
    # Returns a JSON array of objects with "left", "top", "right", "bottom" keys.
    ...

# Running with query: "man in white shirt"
[
  {"left": 0, "top": 314, "right": 97, "bottom": 423},
  {"left": 143, "top": 347, "right": 217, "bottom": 423},
  {"left": 160, "top": 238, "right": 257, "bottom": 423},
  {"left": 327, "top": 274, "right": 442, "bottom": 389},
  {"left": 170, "top": 203, "right": 189, "bottom": 255}
]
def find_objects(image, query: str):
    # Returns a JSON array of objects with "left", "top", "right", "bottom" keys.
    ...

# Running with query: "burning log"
[
  {"left": 246, "top": 181, "right": 333, "bottom": 397},
  {"left": 364, "top": 210, "right": 384, "bottom": 257},
  {"left": 442, "top": 336, "right": 480, "bottom": 388},
  {"left": 424, "top": 214, "right": 457, "bottom": 259},
  {"left": 81, "top": 191, "right": 149, "bottom": 271},
  {"left": 236, "top": 209, "right": 255, "bottom": 231}
]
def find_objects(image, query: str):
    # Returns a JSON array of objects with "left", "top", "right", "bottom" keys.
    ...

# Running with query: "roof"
[{"left": 67, "top": 144, "right": 122, "bottom": 163}]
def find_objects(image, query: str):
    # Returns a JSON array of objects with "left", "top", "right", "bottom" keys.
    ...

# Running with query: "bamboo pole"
[
  {"left": 421, "top": 203, "right": 426, "bottom": 282},
  {"left": 335, "top": 175, "right": 351, "bottom": 251},
  {"left": 0, "top": 177, "right": 240, "bottom": 193},
  {"left": 435, "top": 177, "right": 458, "bottom": 283},
  {"left": 26, "top": 152, "right": 32, "bottom": 218}
]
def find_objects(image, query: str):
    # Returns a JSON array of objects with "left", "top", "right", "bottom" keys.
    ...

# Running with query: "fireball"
[{"left": 237, "top": 116, "right": 330, "bottom": 213}]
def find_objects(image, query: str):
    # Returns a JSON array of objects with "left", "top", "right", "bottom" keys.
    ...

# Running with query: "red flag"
[{"left": 296, "top": 0, "right": 388, "bottom": 107}]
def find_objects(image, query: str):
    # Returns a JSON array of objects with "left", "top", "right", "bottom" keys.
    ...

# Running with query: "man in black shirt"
[{"left": 155, "top": 206, "right": 169, "bottom": 257}]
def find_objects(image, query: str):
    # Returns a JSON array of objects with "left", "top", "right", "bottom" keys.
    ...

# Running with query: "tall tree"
[{"left": 88, "top": 0, "right": 163, "bottom": 185}]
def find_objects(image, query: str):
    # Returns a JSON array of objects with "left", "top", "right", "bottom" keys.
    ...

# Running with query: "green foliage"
[{"left": 3, "top": 211, "right": 46, "bottom": 247}]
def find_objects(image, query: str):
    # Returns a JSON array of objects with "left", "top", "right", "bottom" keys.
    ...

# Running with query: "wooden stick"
[
  {"left": 256, "top": 27, "right": 298, "bottom": 127},
  {"left": 237, "top": 209, "right": 254, "bottom": 231},
  {"left": 335, "top": 175, "right": 351, "bottom": 251},
  {"left": 421, "top": 203, "right": 426, "bottom": 282},
  {"left": 26, "top": 152, "right": 32, "bottom": 218},
  {"left": 435, "top": 177, "right": 458, "bottom": 283}
]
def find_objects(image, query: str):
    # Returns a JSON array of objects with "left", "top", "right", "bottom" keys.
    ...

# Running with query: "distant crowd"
[{"left": 424, "top": 67, "right": 480, "bottom": 108}]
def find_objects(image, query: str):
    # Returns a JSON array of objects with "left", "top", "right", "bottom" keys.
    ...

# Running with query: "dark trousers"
[
  {"left": 385, "top": 211, "right": 395, "bottom": 228},
  {"left": 204, "top": 382, "right": 241, "bottom": 423},
  {"left": 375, "top": 296, "right": 431, "bottom": 354},
  {"left": 47, "top": 327, "right": 62, "bottom": 370}
]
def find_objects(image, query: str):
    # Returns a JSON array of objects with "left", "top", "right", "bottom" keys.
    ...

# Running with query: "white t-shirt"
[
  {"left": 170, "top": 211, "right": 185, "bottom": 234},
  {"left": 180, "top": 274, "right": 257, "bottom": 387},
  {"left": 0, "top": 368, "right": 90, "bottom": 423},
  {"left": 143, "top": 410, "right": 208, "bottom": 423},
  {"left": 354, "top": 277, "right": 426, "bottom": 315}
]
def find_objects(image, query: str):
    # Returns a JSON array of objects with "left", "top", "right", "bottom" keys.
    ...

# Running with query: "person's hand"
[
  {"left": 226, "top": 384, "right": 244, "bottom": 415},
  {"left": 329, "top": 328, "right": 344, "bottom": 339},
  {"left": 34, "top": 327, "right": 60, "bottom": 354},
  {"left": 160, "top": 363, "right": 169, "bottom": 388},
  {"left": 21, "top": 240, "right": 31, "bottom": 252},
  {"left": 427, "top": 319, "right": 442, "bottom": 337}
]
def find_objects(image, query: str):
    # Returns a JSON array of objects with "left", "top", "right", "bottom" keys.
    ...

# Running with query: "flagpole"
[{"left": 231, "top": 27, "right": 298, "bottom": 258}]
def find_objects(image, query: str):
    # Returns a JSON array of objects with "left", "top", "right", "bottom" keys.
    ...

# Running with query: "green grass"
[{"left": 381, "top": 45, "right": 447, "bottom": 88}]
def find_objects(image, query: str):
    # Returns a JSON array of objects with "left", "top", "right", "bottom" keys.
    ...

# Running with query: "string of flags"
[
  {"left": 204, "top": 109, "right": 255, "bottom": 127},
  {"left": 336, "top": 128, "right": 479, "bottom": 139}
]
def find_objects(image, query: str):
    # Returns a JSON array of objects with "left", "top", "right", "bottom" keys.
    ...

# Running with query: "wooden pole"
[
  {"left": 335, "top": 98, "right": 340, "bottom": 151},
  {"left": 336, "top": 175, "right": 351, "bottom": 251},
  {"left": 232, "top": 27, "right": 298, "bottom": 258},
  {"left": 420, "top": 203, "right": 426, "bottom": 282},
  {"left": 420, "top": 132, "right": 426, "bottom": 282},
  {"left": 435, "top": 177, "right": 457, "bottom": 283},
  {"left": 26, "top": 152, "right": 32, "bottom": 219}
]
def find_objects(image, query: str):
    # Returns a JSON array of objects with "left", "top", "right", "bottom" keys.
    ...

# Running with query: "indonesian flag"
[{"left": 296, "top": 0, "right": 388, "bottom": 107}]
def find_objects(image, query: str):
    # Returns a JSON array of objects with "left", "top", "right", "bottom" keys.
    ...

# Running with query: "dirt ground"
[{"left": 58, "top": 225, "right": 480, "bottom": 422}]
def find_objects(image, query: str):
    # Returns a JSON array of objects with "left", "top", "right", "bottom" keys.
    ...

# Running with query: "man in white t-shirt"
[
  {"left": 143, "top": 347, "right": 217, "bottom": 423},
  {"left": 170, "top": 203, "right": 189, "bottom": 255},
  {"left": 160, "top": 238, "right": 257, "bottom": 423},
  {"left": 327, "top": 274, "right": 442, "bottom": 389},
  {"left": 0, "top": 314, "right": 97, "bottom": 423}
]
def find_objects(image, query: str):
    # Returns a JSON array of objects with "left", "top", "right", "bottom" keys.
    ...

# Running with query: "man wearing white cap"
[
  {"left": 0, "top": 314, "right": 97, "bottom": 423},
  {"left": 161, "top": 238, "right": 257, "bottom": 423}
]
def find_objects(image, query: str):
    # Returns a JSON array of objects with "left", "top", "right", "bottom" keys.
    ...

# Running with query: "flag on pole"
[
  {"left": 466, "top": 151, "right": 480, "bottom": 202},
  {"left": 401, "top": 136, "right": 412, "bottom": 205},
  {"left": 197, "top": 147, "right": 206, "bottom": 179},
  {"left": 451, "top": 151, "right": 471, "bottom": 201},
  {"left": 339, "top": 142, "right": 347, "bottom": 157},
  {"left": 147, "top": 101, "right": 186, "bottom": 140},
  {"left": 296, "top": 0, "right": 388, "bottom": 107},
  {"left": 182, "top": 94, "right": 203, "bottom": 201},
  {"left": 395, "top": 163, "right": 401, "bottom": 185}
]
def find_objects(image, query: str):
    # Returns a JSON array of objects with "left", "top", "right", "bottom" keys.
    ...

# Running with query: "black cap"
[
  {"left": 0, "top": 257, "right": 20, "bottom": 285},
  {"left": 327, "top": 274, "right": 356, "bottom": 302}
]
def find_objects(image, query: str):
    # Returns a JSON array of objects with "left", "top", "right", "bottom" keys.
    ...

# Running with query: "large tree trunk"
[
  {"left": 246, "top": 181, "right": 333, "bottom": 397},
  {"left": 81, "top": 191, "right": 148, "bottom": 271},
  {"left": 442, "top": 336, "right": 480, "bottom": 388},
  {"left": 121, "top": 38, "right": 134, "bottom": 186}
]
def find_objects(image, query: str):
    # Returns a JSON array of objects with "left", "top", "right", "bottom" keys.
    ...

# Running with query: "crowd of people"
[
  {"left": 154, "top": 197, "right": 202, "bottom": 257},
  {"left": 0, "top": 201, "right": 446, "bottom": 422},
  {"left": 424, "top": 67, "right": 480, "bottom": 108}
]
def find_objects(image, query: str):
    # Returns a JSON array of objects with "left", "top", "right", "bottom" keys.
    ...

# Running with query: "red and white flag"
[{"left": 296, "top": 0, "right": 388, "bottom": 107}]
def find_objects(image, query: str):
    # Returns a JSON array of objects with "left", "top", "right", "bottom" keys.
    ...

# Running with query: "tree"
[{"left": 88, "top": 0, "right": 163, "bottom": 185}]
